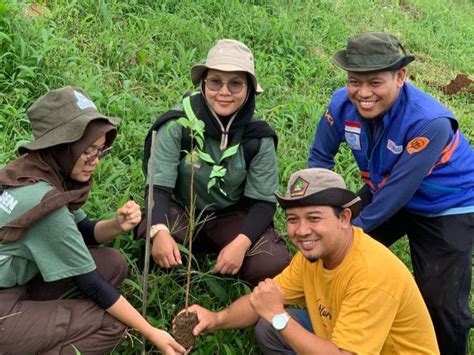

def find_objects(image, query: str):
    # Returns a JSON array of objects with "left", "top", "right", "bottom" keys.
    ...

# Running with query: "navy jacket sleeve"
[
  {"left": 352, "top": 118, "right": 453, "bottom": 232},
  {"left": 308, "top": 110, "right": 342, "bottom": 168}
]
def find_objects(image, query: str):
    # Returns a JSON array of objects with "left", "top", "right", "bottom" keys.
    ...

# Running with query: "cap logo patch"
[
  {"left": 74, "top": 91, "right": 97, "bottom": 110},
  {"left": 407, "top": 137, "right": 429, "bottom": 154},
  {"left": 290, "top": 176, "right": 309, "bottom": 197}
]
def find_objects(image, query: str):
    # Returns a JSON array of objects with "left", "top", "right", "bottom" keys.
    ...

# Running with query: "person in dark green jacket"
[{"left": 137, "top": 39, "right": 290, "bottom": 285}]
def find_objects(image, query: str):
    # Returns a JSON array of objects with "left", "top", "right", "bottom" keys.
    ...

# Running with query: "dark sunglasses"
[{"left": 204, "top": 77, "right": 247, "bottom": 94}]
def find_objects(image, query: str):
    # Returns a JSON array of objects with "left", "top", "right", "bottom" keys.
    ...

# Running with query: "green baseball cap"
[
  {"left": 333, "top": 32, "right": 415, "bottom": 72},
  {"left": 19, "top": 86, "right": 120, "bottom": 154},
  {"left": 274, "top": 168, "right": 361, "bottom": 219}
]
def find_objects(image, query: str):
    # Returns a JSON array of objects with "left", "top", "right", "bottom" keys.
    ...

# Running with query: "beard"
[{"left": 305, "top": 255, "right": 319, "bottom": 263}]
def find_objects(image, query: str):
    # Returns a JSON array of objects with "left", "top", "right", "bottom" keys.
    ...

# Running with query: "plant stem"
[{"left": 184, "top": 135, "right": 195, "bottom": 312}]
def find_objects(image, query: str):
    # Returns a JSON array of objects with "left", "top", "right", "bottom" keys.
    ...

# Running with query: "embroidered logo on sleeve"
[
  {"left": 0, "top": 191, "right": 18, "bottom": 214},
  {"left": 324, "top": 111, "right": 334, "bottom": 126},
  {"left": 406, "top": 137, "right": 430, "bottom": 154},
  {"left": 387, "top": 139, "right": 403, "bottom": 154}
]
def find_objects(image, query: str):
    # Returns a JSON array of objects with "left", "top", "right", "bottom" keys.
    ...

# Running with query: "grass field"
[{"left": 1, "top": 0, "right": 472, "bottom": 353}]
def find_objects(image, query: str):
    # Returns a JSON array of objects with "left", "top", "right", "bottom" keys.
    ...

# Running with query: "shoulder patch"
[
  {"left": 406, "top": 137, "right": 430, "bottom": 154},
  {"left": 324, "top": 111, "right": 334, "bottom": 126}
]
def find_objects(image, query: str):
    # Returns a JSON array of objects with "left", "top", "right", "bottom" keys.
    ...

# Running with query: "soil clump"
[
  {"left": 439, "top": 74, "right": 473, "bottom": 95},
  {"left": 174, "top": 311, "right": 199, "bottom": 349}
]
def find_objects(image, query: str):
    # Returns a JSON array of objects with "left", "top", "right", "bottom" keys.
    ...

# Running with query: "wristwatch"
[
  {"left": 150, "top": 224, "right": 169, "bottom": 239},
  {"left": 271, "top": 311, "right": 291, "bottom": 331}
]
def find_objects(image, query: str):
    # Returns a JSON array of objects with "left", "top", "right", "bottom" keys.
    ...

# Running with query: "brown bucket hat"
[
  {"left": 19, "top": 86, "right": 120, "bottom": 154},
  {"left": 274, "top": 168, "right": 362, "bottom": 218},
  {"left": 333, "top": 32, "right": 415, "bottom": 72},
  {"left": 190, "top": 39, "right": 263, "bottom": 94}
]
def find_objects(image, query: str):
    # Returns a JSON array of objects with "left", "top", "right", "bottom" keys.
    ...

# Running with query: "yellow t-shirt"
[{"left": 274, "top": 227, "right": 439, "bottom": 355}]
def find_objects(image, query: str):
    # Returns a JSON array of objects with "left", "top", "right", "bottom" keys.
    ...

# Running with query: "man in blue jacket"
[{"left": 308, "top": 32, "right": 473, "bottom": 354}]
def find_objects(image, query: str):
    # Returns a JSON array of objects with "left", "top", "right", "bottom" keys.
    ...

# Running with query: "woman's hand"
[
  {"left": 115, "top": 200, "right": 142, "bottom": 232},
  {"left": 213, "top": 234, "right": 251, "bottom": 275},
  {"left": 152, "top": 230, "right": 182, "bottom": 268},
  {"left": 94, "top": 200, "right": 142, "bottom": 243},
  {"left": 148, "top": 328, "right": 188, "bottom": 355}
]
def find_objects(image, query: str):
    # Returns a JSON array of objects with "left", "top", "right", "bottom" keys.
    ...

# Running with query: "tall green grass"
[{"left": 1, "top": 0, "right": 472, "bottom": 353}]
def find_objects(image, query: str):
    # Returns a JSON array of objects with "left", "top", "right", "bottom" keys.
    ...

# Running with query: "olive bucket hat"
[
  {"left": 274, "top": 168, "right": 362, "bottom": 219},
  {"left": 19, "top": 86, "right": 120, "bottom": 154},
  {"left": 332, "top": 32, "right": 415, "bottom": 72},
  {"left": 190, "top": 39, "right": 263, "bottom": 94}
]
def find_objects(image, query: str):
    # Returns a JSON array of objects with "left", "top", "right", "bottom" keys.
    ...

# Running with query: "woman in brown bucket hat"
[
  {"left": 138, "top": 39, "right": 290, "bottom": 285},
  {"left": 0, "top": 87, "right": 186, "bottom": 354}
]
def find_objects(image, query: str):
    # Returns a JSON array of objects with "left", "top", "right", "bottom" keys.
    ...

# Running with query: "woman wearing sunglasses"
[
  {"left": 139, "top": 39, "right": 290, "bottom": 285},
  {"left": 0, "top": 87, "right": 186, "bottom": 354}
]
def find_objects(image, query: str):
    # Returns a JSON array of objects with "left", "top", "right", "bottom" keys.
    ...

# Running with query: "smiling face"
[
  {"left": 204, "top": 69, "right": 248, "bottom": 117},
  {"left": 285, "top": 205, "right": 353, "bottom": 269},
  {"left": 347, "top": 68, "right": 406, "bottom": 120},
  {"left": 70, "top": 135, "right": 106, "bottom": 182}
]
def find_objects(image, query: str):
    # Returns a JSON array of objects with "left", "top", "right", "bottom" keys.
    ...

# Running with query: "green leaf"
[
  {"left": 209, "top": 165, "right": 226, "bottom": 178},
  {"left": 219, "top": 143, "right": 240, "bottom": 162},
  {"left": 198, "top": 150, "right": 215, "bottom": 164},
  {"left": 203, "top": 277, "right": 229, "bottom": 303},
  {"left": 207, "top": 178, "right": 216, "bottom": 191},
  {"left": 177, "top": 117, "right": 190, "bottom": 128},
  {"left": 195, "top": 135, "right": 204, "bottom": 150}
]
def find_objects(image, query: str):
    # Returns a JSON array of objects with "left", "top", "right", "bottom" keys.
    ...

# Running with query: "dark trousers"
[
  {"left": 254, "top": 308, "right": 312, "bottom": 354},
  {"left": 149, "top": 201, "right": 291, "bottom": 286},
  {"left": 0, "top": 247, "right": 128, "bottom": 355},
  {"left": 360, "top": 189, "right": 473, "bottom": 355}
]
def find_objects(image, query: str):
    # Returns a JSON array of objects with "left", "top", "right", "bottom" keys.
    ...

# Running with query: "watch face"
[{"left": 272, "top": 313, "right": 289, "bottom": 330}]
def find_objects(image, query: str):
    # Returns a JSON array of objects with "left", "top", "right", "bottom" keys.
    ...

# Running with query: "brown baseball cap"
[
  {"left": 190, "top": 39, "right": 263, "bottom": 94},
  {"left": 332, "top": 32, "right": 415, "bottom": 72},
  {"left": 274, "top": 168, "right": 361, "bottom": 218},
  {"left": 19, "top": 86, "right": 120, "bottom": 154}
]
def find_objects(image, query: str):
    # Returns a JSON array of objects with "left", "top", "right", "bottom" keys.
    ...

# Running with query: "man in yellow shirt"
[{"left": 183, "top": 168, "right": 439, "bottom": 354}]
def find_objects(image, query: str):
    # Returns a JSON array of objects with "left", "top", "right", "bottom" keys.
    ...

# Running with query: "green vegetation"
[{"left": 1, "top": 0, "right": 472, "bottom": 353}]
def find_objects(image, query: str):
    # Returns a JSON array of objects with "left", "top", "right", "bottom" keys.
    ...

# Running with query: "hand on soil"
[
  {"left": 152, "top": 231, "right": 182, "bottom": 267},
  {"left": 149, "top": 328, "right": 187, "bottom": 354},
  {"left": 174, "top": 305, "right": 218, "bottom": 336}
]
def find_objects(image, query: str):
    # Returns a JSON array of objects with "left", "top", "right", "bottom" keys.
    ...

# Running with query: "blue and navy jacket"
[{"left": 309, "top": 82, "right": 474, "bottom": 231}]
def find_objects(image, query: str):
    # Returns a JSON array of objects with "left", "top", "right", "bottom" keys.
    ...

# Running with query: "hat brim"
[
  {"left": 332, "top": 50, "right": 415, "bottom": 72},
  {"left": 190, "top": 64, "right": 263, "bottom": 94},
  {"left": 274, "top": 187, "right": 362, "bottom": 219},
  {"left": 18, "top": 111, "right": 120, "bottom": 154}
]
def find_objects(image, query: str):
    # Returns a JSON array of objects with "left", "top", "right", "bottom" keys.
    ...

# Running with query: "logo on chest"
[
  {"left": 386, "top": 139, "right": 403, "bottom": 154},
  {"left": 344, "top": 121, "right": 361, "bottom": 151},
  {"left": 0, "top": 191, "right": 18, "bottom": 215},
  {"left": 317, "top": 298, "right": 333, "bottom": 321}
]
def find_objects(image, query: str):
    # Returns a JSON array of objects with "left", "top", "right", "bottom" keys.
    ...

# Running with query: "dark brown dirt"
[
  {"left": 439, "top": 74, "right": 473, "bottom": 95},
  {"left": 174, "top": 311, "right": 198, "bottom": 349}
]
